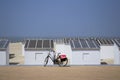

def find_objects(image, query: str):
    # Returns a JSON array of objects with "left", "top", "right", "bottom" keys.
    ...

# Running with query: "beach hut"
[
  {"left": 97, "top": 38, "right": 115, "bottom": 64},
  {"left": 68, "top": 38, "right": 100, "bottom": 65},
  {"left": 0, "top": 39, "right": 9, "bottom": 65},
  {"left": 54, "top": 39, "right": 72, "bottom": 65},
  {"left": 113, "top": 39, "right": 120, "bottom": 64},
  {"left": 24, "top": 39, "right": 54, "bottom": 65}
]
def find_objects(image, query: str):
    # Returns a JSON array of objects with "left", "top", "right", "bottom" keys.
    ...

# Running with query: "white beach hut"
[
  {"left": 0, "top": 39, "right": 9, "bottom": 65},
  {"left": 24, "top": 39, "right": 54, "bottom": 65},
  {"left": 69, "top": 38, "right": 100, "bottom": 65}
]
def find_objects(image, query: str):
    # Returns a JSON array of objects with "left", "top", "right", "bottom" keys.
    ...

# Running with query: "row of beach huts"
[{"left": 0, "top": 37, "right": 120, "bottom": 65}]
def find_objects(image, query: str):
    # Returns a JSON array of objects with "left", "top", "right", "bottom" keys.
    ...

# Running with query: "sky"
[{"left": 0, "top": 0, "right": 120, "bottom": 38}]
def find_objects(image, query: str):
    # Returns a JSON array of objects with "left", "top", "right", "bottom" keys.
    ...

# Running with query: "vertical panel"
[
  {"left": 43, "top": 40, "right": 50, "bottom": 48},
  {"left": 70, "top": 40, "right": 74, "bottom": 48},
  {"left": 28, "top": 40, "right": 36, "bottom": 48},
  {"left": 51, "top": 40, "right": 54, "bottom": 48},
  {"left": 92, "top": 40, "right": 100, "bottom": 48},
  {"left": 0, "top": 40, "right": 6, "bottom": 48},
  {"left": 114, "top": 39, "right": 120, "bottom": 47},
  {"left": 86, "top": 39, "right": 96, "bottom": 48},
  {"left": 25, "top": 40, "right": 29, "bottom": 48},
  {"left": 117, "top": 39, "right": 120, "bottom": 43},
  {"left": 73, "top": 40, "right": 81, "bottom": 48},
  {"left": 80, "top": 39, "right": 89, "bottom": 48},
  {"left": 4, "top": 41, "right": 9, "bottom": 48},
  {"left": 37, "top": 40, "right": 42, "bottom": 48}
]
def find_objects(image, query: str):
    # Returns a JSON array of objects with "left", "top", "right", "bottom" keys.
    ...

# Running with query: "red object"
[{"left": 60, "top": 54, "right": 66, "bottom": 59}]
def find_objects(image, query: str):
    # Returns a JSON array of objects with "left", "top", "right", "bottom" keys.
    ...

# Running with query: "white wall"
[
  {"left": 22, "top": 43, "right": 25, "bottom": 56},
  {"left": 114, "top": 44, "right": 120, "bottom": 64},
  {"left": 25, "top": 51, "right": 53, "bottom": 65},
  {"left": 0, "top": 51, "right": 7, "bottom": 65},
  {"left": 54, "top": 43, "right": 72, "bottom": 65},
  {"left": 6, "top": 47, "right": 9, "bottom": 65},
  {"left": 100, "top": 45, "right": 114, "bottom": 59},
  {"left": 72, "top": 50, "right": 100, "bottom": 65}
]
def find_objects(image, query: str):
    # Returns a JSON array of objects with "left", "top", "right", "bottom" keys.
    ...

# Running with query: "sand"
[{"left": 0, "top": 66, "right": 120, "bottom": 80}]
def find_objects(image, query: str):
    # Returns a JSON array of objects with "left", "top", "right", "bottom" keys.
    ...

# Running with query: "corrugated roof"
[
  {"left": 24, "top": 39, "right": 54, "bottom": 50},
  {"left": 24, "top": 38, "right": 100, "bottom": 50},
  {"left": 96, "top": 38, "right": 114, "bottom": 45},
  {"left": 64, "top": 38, "right": 100, "bottom": 50},
  {"left": 0, "top": 37, "right": 118, "bottom": 51}
]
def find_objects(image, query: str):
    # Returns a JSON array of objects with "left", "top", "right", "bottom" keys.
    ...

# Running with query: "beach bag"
[{"left": 60, "top": 54, "right": 67, "bottom": 59}]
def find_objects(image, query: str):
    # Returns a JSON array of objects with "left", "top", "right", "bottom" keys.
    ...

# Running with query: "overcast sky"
[{"left": 0, "top": 0, "right": 120, "bottom": 38}]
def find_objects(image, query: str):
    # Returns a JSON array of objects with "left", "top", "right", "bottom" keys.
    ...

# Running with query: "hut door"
[
  {"left": 83, "top": 53, "right": 90, "bottom": 64},
  {"left": 35, "top": 53, "right": 44, "bottom": 65}
]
